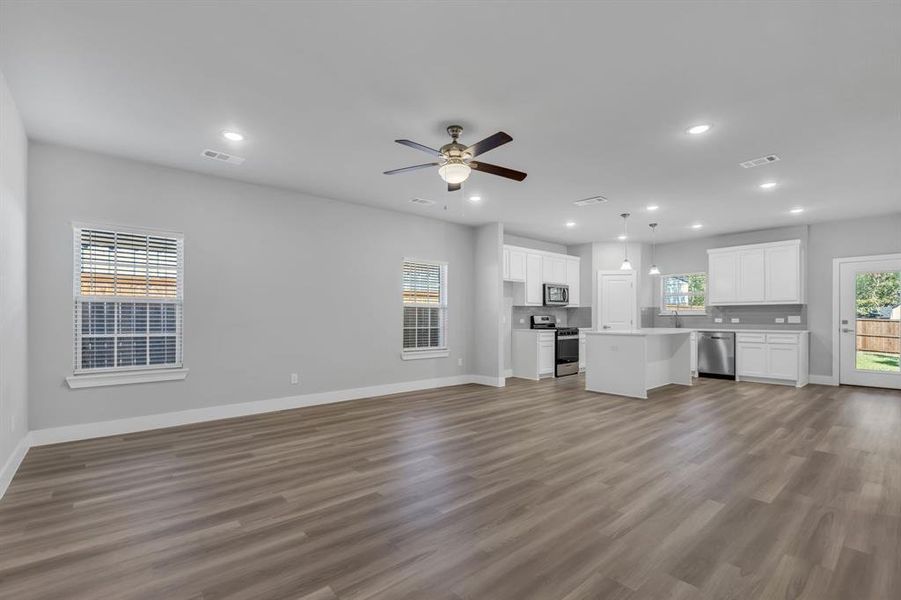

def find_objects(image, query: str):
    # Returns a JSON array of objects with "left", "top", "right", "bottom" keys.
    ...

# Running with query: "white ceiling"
[{"left": 1, "top": 1, "right": 899, "bottom": 244}]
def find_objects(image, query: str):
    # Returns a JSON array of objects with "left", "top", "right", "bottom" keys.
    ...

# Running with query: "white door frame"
[
  {"left": 597, "top": 270, "right": 637, "bottom": 330},
  {"left": 831, "top": 253, "right": 901, "bottom": 386}
]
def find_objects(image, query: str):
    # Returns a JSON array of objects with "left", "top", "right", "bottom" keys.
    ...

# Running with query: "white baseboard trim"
[
  {"left": 504, "top": 369, "right": 513, "bottom": 378},
  {"left": 29, "top": 374, "right": 494, "bottom": 447},
  {"left": 0, "top": 432, "right": 32, "bottom": 500},
  {"left": 809, "top": 374, "right": 838, "bottom": 386}
]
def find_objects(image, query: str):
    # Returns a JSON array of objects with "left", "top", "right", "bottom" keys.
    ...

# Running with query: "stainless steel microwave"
[{"left": 543, "top": 284, "right": 569, "bottom": 306}]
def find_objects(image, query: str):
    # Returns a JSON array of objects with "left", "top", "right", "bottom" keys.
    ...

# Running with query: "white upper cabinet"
[
  {"left": 765, "top": 243, "right": 801, "bottom": 303},
  {"left": 525, "top": 252, "right": 543, "bottom": 305},
  {"left": 708, "top": 240, "right": 804, "bottom": 305},
  {"left": 542, "top": 255, "right": 567, "bottom": 284},
  {"left": 707, "top": 252, "right": 738, "bottom": 304},
  {"left": 507, "top": 247, "right": 527, "bottom": 282},
  {"left": 504, "top": 245, "right": 580, "bottom": 307},
  {"left": 566, "top": 257, "right": 581, "bottom": 307}
]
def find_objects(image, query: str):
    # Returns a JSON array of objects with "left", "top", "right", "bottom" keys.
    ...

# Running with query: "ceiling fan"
[{"left": 384, "top": 125, "right": 527, "bottom": 191}]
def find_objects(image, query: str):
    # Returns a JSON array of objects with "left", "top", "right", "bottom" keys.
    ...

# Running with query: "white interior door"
[
  {"left": 839, "top": 258, "right": 901, "bottom": 389},
  {"left": 598, "top": 271, "right": 636, "bottom": 330}
]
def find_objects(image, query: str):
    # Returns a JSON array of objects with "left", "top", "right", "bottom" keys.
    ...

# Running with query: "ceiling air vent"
[
  {"left": 573, "top": 195, "right": 608, "bottom": 207},
  {"left": 201, "top": 149, "right": 245, "bottom": 165},
  {"left": 739, "top": 154, "right": 780, "bottom": 168},
  {"left": 409, "top": 197, "right": 435, "bottom": 206}
]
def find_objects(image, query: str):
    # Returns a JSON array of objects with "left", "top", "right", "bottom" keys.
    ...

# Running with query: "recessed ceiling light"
[
  {"left": 646, "top": 204, "right": 659, "bottom": 211},
  {"left": 566, "top": 221, "right": 576, "bottom": 228},
  {"left": 759, "top": 181, "right": 778, "bottom": 190},
  {"left": 222, "top": 130, "right": 244, "bottom": 142},
  {"left": 617, "top": 234, "right": 628, "bottom": 241},
  {"left": 469, "top": 195, "right": 481, "bottom": 202},
  {"left": 687, "top": 124, "right": 711, "bottom": 135},
  {"left": 789, "top": 207, "right": 804, "bottom": 214},
  {"left": 691, "top": 223, "right": 703, "bottom": 229}
]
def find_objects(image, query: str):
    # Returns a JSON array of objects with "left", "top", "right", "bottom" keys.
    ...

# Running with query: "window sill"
[
  {"left": 401, "top": 349, "right": 450, "bottom": 361},
  {"left": 66, "top": 368, "right": 189, "bottom": 389}
]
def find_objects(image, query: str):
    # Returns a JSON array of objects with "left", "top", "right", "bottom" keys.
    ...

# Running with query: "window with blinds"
[
  {"left": 74, "top": 226, "right": 184, "bottom": 373},
  {"left": 402, "top": 259, "right": 447, "bottom": 354}
]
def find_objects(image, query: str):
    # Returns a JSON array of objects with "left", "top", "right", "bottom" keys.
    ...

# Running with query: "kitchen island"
[{"left": 584, "top": 328, "right": 693, "bottom": 399}]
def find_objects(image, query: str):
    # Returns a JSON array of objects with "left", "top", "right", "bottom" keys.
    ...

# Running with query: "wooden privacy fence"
[{"left": 856, "top": 319, "right": 900, "bottom": 354}]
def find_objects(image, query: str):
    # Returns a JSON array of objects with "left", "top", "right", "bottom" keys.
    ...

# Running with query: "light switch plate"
[
  {"left": 788, "top": 315, "right": 801, "bottom": 324},
  {"left": 714, "top": 317, "right": 723, "bottom": 323},
  {"left": 775, "top": 317, "right": 785, "bottom": 323},
  {"left": 731, "top": 318, "right": 740, "bottom": 323}
]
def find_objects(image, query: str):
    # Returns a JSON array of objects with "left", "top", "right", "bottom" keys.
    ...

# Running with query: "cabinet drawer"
[
  {"left": 736, "top": 333, "right": 766, "bottom": 343},
  {"left": 538, "top": 333, "right": 555, "bottom": 342},
  {"left": 766, "top": 333, "right": 799, "bottom": 345}
]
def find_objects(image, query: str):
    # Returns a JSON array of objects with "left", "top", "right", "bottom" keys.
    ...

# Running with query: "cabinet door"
[
  {"left": 566, "top": 258, "right": 580, "bottom": 307},
  {"left": 539, "top": 341, "right": 555, "bottom": 374},
  {"left": 542, "top": 256, "right": 567, "bottom": 284},
  {"left": 503, "top": 247, "right": 511, "bottom": 280},
  {"left": 737, "top": 343, "right": 767, "bottom": 377},
  {"left": 579, "top": 333, "right": 586, "bottom": 370},
  {"left": 767, "top": 344, "right": 799, "bottom": 380},
  {"left": 508, "top": 249, "right": 527, "bottom": 281},
  {"left": 690, "top": 332, "right": 698, "bottom": 373},
  {"left": 737, "top": 249, "right": 766, "bottom": 302},
  {"left": 525, "top": 253, "right": 543, "bottom": 305},
  {"left": 765, "top": 244, "right": 801, "bottom": 303},
  {"left": 708, "top": 252, "right": 738, "bottom": 304}
]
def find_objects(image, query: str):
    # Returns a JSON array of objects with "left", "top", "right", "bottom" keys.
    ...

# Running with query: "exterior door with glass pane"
[{"left": 839, "top": 258, "right": 901, "bottom": 388}]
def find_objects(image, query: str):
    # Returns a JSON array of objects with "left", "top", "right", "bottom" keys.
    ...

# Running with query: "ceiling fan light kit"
[{"left": 385, "top": 125, "right": 527, "bottom": 191}]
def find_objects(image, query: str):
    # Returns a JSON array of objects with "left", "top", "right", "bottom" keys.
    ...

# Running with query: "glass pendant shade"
[
  {"left": 648, "top": 264, "right": 661, "bottom": 275},
  {"left": 620, "top": 258, "right": 633, "bottom": 270},
  {"left": 438, "top": 162, "right": 471, "bottom": 184}
]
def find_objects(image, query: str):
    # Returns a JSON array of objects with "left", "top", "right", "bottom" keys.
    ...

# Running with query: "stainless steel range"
[{"left": 530, "top": 315, "right": 580, "bottom": 377}]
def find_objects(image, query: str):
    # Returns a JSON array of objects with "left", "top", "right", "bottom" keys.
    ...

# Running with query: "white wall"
[
  {"left": 807, "top": 214, "right": 901, "bottom": 377},
  {"left": 0, "top": 71, "right": 29, "bottom": 488},
  {"left": 27, "top": 143, "right": 478, "bottom": 430},
  {"left": 474, "top": 223, "right": 504, "bottom": 383}
]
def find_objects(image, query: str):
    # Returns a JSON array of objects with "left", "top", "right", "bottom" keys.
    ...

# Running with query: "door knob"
[{"left": 841, "top": 328, "right": 853, "bottom": 333}]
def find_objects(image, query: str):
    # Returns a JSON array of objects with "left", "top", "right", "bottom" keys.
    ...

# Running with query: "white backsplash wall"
[{"left": 647, "top": 304, "right": 808, "bottom": 330}]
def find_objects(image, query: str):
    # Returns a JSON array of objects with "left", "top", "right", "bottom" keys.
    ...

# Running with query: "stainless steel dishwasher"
[{"left": 697, "top": 331, "right": 735, "bottom": 379}]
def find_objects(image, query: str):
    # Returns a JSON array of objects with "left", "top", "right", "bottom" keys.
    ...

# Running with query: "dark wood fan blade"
[
  {"left": 395, "top": 139, "right": 441, "bottom": 157},
  {"left": 448, "top": 182, "right": 461, "bottom": 192},
  {"left": 383, "top": 162, "right": 439, "bottom": 175},
  {"left": 470, "top": 161, "right": 527, "bottom": 181},
  {"left": 466, "top": 131, "right": 512, "bottom": 157}
]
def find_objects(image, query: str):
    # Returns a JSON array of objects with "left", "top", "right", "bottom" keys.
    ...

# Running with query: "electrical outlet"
[
  {"left": 290, "top": 373, "right": 299, "bottom": 385},
  {"left": 714, "top": 317, "right": 723, "bottom": 323},
  {"left": 775, "top": 317, "right": 785, "bottom": 323},
  {"left": 457, "top": 358, "right": 463, "bottom": 367},
  {"left": 731, "top": 318, "right": 740, "bottom": 323},
  {"left": 788, "top": 315, "right": 801, "bottom": 324},
  {"left": 519, "top": 318, "right": 525, "bottom": 324}
]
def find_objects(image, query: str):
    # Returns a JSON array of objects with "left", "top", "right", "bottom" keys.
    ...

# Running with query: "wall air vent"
[
  {"left": 201, "top": 149, "right": 245, "bottom": 165},
  {"left": 739, "top": 154, "right": 780, "bottom": 168},
  {"left": 573, "top": 195, "right": 608, "bottom": 207},
  {"left": 409, "top": 197, "right": 435, "bottom": 206}
]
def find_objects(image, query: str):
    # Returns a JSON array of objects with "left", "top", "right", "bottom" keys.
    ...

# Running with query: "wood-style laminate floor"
[{"left": 1, "top": 377, "right": 900, "bottom": 600}]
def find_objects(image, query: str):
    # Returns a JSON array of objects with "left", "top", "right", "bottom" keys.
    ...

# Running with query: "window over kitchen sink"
[{"left": 660, "top": 273, "right": 707, "bottom": 315}]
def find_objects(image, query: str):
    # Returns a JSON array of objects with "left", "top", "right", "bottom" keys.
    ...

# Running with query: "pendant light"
[
  {"left": 648, "top": 222, "right": 661, "bottom": 275},
  {"left": 619, "top": 213, "right": 632, "bottom": 270}
]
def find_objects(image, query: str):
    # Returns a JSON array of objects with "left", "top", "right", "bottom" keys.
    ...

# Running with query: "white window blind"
[
  {"left": 661, "top": 273, "right": 707, "bottom": 314},
  {"left": 402, "top": 259, "right": 447, "bottom": 353},
  {"left": 73, "top": 226, "right": 184, "bottom": 373}
]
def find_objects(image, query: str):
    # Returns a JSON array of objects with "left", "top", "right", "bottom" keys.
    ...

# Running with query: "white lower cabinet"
[
  {"left": 736, "top": 332, "right": 808, "bottom": 387},
  {"left": 579, "top": 331, "right": 587, "bottom": 372},
  {"left": 512, "top": 330, "right": 556, "bottom": 380}
]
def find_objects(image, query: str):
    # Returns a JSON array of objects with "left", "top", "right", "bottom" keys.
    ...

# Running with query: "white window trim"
[
  {"left": 401, "top": 258, "right": 449, "bottom": 360},
  {"left": 69, "top": 223, "right": 186, "bottom": 386},
  {"left": 66, "top": 368, "right": 189, "bottom": 389},
  {"left": 659, "top": 272, "right": 708, "bottom": 316}
]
